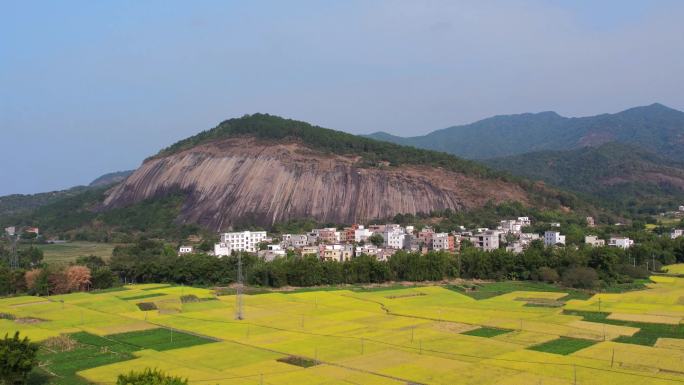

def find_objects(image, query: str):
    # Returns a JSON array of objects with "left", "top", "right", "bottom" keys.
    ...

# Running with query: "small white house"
[
  {"left": 608, "top": 237, "right": 634, "bottom": 249},
  {"left": 544, "top": 231, "right": 566, "bottom": 246},
  {"left": 679, "top": 205, "right": 684, "bottom": 212},
  {"left": 178, "top": 246, "right": 193, "bottom": 255},
  {"left": 584, "top": 235, "right": 605, "bottom": 247},
  {"left": 670, "top": 229, "right": 684, "bottom": 240}
]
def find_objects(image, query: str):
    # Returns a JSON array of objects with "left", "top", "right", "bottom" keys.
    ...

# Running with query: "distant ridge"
[
  {"left": 366, "top": 103, "right": 684, "bottom": 160},
  {"left": 89, "top": 170, "right": 134, "bottom": 187}
]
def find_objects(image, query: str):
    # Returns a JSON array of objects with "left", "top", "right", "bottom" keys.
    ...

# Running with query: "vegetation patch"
[
  {"left": 447, "top": 281, "right": 591, "bottom": 301},
  {"left": 276, "top": 355, "right": 320, "bottom": 368},
  {"left": 90, "top": 286, "right": 129, "bottom": 294},
  {"left": 517, "top": 298, "right": 564, "bottom": 308},
  {"left": 0, "top": 312, "right": 16, "bottom": 320},
  {"left": 136, "top": 302, "right": 157, "bottom": 311},
  {"left": 385, "top": 292, "right": 427, "bottom": 299},
  {"left": 105, "top": 328, "right": 216, "bottom": 351},
  {"left": 563, "top": 310, "right": 684, "bottom": 346},
  {"left": 462, "top": 327, "right": 513, "bottom": 338},
  {"left": 180, "top": 294, "right": 199, "bottom": 303},
  {"left": 31, "top": 332, "right": 137, "bottom": 385},
  {"left": 15, "top": 317, "right": 46, "bottom": 324},
  {"left": 121, "top": 293, "right": 166, "bottom": 301},
  {"left": 528, "top": 337, "right": 597, "bottom": 355}
]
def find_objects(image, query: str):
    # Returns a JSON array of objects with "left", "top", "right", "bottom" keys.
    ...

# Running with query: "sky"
[{"left": 1, "top": 0, "right": 683, "bottom": 195}]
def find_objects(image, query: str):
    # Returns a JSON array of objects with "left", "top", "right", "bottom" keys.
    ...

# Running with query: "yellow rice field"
[{"left": 2, "top": 274, "right": 684, "bottom": 384}]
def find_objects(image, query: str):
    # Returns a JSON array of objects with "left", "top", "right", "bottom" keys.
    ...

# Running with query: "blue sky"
[{"left": 1, "top": 0, "right": 683, "bottom": 195}]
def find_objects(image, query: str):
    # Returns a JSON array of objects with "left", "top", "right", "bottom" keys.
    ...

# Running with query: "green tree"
[
  {"left": 368, "top": 233, "right": 384, "bottom": 247},
  {"left": 0, "top": 332, "right": 39, "bottom": 385},
  {"left": 116, "top": 368, "right": 188, "bottom": 385}
]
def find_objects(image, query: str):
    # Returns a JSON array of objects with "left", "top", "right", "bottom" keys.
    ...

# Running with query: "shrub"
[
  {"left": 0, "top": 332, "right": 39, "bottom": 385},
  {"left": 538, "top": 267, "right": 559, "bottom": 283},
  {"left": 116, "top": 368, "right": 188, "bottom": 385},
  {"left": 562, "top": 267, "right": 599, "bottom": 289}
]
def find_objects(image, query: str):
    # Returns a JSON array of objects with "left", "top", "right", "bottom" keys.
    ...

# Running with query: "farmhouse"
[
  {"left": 584, "top": 235, "right": 605, "bottom": 247},
  {"left": 544, "top": 231, "right": 566, "bottom": 246},
  {"left": 608, "top": 236, "right": 634, "bottom": 249},
  {"left": 178, "top": 245, "right": 193, "bottom": 255}
]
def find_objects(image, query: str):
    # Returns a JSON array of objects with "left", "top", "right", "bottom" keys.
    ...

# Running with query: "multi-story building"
[
  {"left": 320, "top": 244, "right": 354, "bottom": 262},
  {"left": 354, "top": 226, "right": 373, "bottom": 243},
  {"left": 432, "top": 233, "right": 454, "bottom": 251},
  {"left": 499, "top": 220, "right": 522, "bottom": 234},
  {"left": 544, "top": 231, "right": 566, "bottom": 246},
  {"left": 584, "top": 235, "right": 605, "bottom": 247},
  {"left": 282, "top": 234, "right": 309, "bottom": 248},
  {"left": 418, "top": 227, "right": 435, "bottom": 247},
  {"left": 517, "top": 217, "right": 532, "bottom": 227},
  {"left": 313, "top": 228, "right": 340, "bottom": 244},
  {"left": 609, "top": 237, "right": 634, "bottom": 249},
  {"left": 671, "top": 229, "right": 684, "bottom": 239},
  {"left": 384, "top": 226, "right": 406, "bottom": 249},
  {"left": 586, "top": 217, "right": 596, "bottom": 228},
  {"left": 214, "top": 231, "right": 268, "bottom": 256},
  {"left": 301, "top": 246, "right": 319, "bottom": 257},
  {"left": 470, "top": 230, "right": 500, "bottom": 251},
  {"left": 4, "top": 227, "right": 16, "bottom": 236},
  {"left": 343, "top": 225, "right": 359, "bottom": 243}
]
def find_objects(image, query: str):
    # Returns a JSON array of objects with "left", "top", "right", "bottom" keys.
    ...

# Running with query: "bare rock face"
[{"left": 103, "top": 137, "right": 528, "bottom": 230}]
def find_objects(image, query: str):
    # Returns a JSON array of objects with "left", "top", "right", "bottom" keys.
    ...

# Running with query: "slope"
[
  {"left": 367, "top": 103, "right": 684, "bottom": 160},
  {"left": 483, "top": 142, "right": 684, "bottom": 214}
]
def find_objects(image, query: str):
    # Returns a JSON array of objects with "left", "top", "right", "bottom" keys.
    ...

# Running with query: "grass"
[
  {"left": 35, "top": 241, "right": 116, "bottom": 264},
  {"left": 462, "top": 327, "right": 513, "bottom": 338},
  {"left": 105, "top": 328, "right": 216, "bottom": 351},
  {"left": 446, "top": 281, "right": 592, "bottom": 301},
  {"left": 563, "top": 310, "right": 684, "bottom": 346},
  {"left": 30, "top": 332, "right": 137, "bottom": 385},
  {"left": 528, "top": 337, "right": 597, "bottom": 355},
  {"left": 120, "top": 293, "right": 166, "bottom": 301}
]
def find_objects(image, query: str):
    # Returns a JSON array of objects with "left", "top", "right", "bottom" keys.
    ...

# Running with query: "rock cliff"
[{"left": 103, "top": 136, "right": 529, "bottom": 230}]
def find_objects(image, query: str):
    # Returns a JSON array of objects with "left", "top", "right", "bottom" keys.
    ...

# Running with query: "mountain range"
[
  {"left": 367, "top": 103, "right": 684, "bottom": 161},
  {"left": 4, "top": 104, "right": 683, "bottom": 239}
]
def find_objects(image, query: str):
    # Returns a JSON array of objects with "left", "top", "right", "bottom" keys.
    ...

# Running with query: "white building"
[
  {"left": 584, "top": 235, "right": 605, "bottom": 247},
  {"left": 679, "top": 205, "right": 684, "bottom": 212},
  {"left": 432, "top": 233, "right": 451, "bottom": 251},
  {"left": 4, "top": 226, "right": 16, "bottom": 236},
  {"left": 282, "top": 234, "right": 309, "bottom": 248},
  {"left": 609, "top": 237, "right": 634, "bottom": 249},
  {"left": 517, "top": 217, "right": 532, "bottom": 227},
  {"left": 258, "top": 244, "right": 287, "bottom": 261},
  {"left": 178, "top": 245, "right": 194, "bottom": 255},
  {"left": 544, "top": 231, "right": 566, "bottom": 246},
  {"left": 671, "top": 229, "right": 684, "bottom": 240},
  {"left": 470, "top": 230, "right": 500, "bottom": 251},
  {"left": 214, "top": 230, "right": 268, "bottom": 256},
  {"left": 499, "top": 220, "right": 522, "bottom": 234},
  {"left": 384, "top": 226, "right": 406, "bottom": 249},
  {"left": 354, "top": 226, "right": 373, "bottom": 243}
]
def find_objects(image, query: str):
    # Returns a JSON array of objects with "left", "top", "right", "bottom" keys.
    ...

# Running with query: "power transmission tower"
[
  {"left": 235, "top": 253, "right": 244, "bottom": 320},
  {"left": 5, "top": 233, "right": 19, "bottom": 270}
]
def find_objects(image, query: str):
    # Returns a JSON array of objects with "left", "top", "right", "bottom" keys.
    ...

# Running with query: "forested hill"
[
  {"left": 483, "top": 142, "right": 684, "bottom": 215},
  {"left": 152, "top": 113, "right": 497, "bottom": 178},
  {"left": 366, "top": 103, "right": 684, "bottom": 161}
]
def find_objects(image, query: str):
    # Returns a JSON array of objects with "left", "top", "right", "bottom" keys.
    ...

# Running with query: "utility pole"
[{"left": 235, "top": 253, "right": 244, "bottom": 320}]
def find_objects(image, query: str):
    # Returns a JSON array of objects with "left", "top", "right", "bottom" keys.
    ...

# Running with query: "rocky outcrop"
[{"left": 103, "top": 137, "right": 528, "bottom": 230}]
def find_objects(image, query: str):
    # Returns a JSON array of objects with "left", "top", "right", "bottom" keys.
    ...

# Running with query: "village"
[{"left": 179, "top": 211, "right": 684, "bottom": 261}]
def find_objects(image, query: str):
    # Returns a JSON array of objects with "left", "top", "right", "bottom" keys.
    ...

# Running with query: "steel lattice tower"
[{"left": 235, "top": 253, "right": 244, "bottom": 320}]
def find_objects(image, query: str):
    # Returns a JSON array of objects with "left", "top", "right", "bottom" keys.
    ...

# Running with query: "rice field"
[{"left": 1, "top": 272, "right": 684, "bottom": 384}]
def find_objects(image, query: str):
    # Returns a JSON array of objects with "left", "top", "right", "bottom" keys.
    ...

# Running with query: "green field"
[
  {"left": 1, "top": 270, "right": 683, "bottom": 384},
  {"left": 35, "top": 241, "right": 116, "bottom": 264}
]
